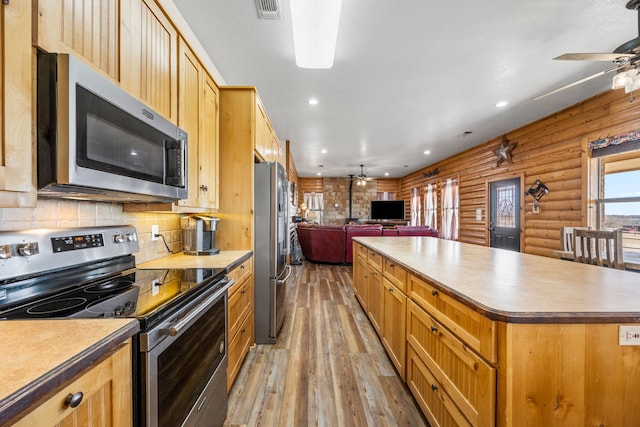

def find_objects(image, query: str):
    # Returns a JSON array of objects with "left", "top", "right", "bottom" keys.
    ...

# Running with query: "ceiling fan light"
[
  {"left": 290, "top": 0, "right": 342, "bottom": 69},
  {"left": 612, "top": 69, "right": 637, "bottom": 89}
]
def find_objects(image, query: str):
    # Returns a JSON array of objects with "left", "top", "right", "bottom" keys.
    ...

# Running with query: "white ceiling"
[{"left": 172, "top": 0, "right": 637, "bottom": 179}]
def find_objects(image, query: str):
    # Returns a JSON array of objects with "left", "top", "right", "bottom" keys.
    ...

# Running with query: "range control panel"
[{"left": 0, "top": 226, "right": 139, "bottom": 281}]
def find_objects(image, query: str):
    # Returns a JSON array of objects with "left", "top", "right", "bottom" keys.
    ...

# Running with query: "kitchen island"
[
  {"left": 0, "top": 318, "right": 139, "bottom": 426},
  {"left": 353, "top": 236, "right": 640, "bottom": 427}
]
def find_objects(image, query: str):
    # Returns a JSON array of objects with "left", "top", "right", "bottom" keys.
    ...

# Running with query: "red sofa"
[{"left": 296, "top": 223, "right": 437, "bottom": 264}]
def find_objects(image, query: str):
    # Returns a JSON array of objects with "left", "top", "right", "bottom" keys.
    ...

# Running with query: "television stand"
[{"left": 365, "top": 219, "right": 410, "bottom": 228}]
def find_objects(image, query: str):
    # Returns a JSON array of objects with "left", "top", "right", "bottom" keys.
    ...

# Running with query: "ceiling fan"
[
  {"left": 535, "top": 0, "right": 640, "bottom": 100},
  {"left": 355, "top": 164, "right": 368, "bottom": 185}
]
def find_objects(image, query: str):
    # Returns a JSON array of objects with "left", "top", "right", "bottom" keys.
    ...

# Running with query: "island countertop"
[
  {"left": 354, "top": 236, "right": 640, "bottom": 323},
  {"left": 0, "top": 318, "right": 139, "bottom": 425}
]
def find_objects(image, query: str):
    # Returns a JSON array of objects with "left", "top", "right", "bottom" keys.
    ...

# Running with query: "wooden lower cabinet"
[
  {"left": 227, "top": 257, "right": 254, "bottom": 391},
  {"left": 366, "top": 266, "right": 383, "bottom": 334},
  {"left": 13, "top": 340, "right": 132, "bottom": 427},
  {"left": 407, "top": 345, "right": 472, "bottom": 427},
  {"left": 407, "top": 300, "right": 495, "bottom": 426},
  {"left": 353, "top": 250, "right": 368, "bottom": 309},
  {"left": 381, "top": 278, "right": 406, "bottom": 380},
  {"left": 227, "top": 309, "right": 254, "bottom": 392}
]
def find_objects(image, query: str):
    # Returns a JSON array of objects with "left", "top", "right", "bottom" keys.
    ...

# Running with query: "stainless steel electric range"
[{"left": 0, "top": 225, "right": 233, "bottom": 427}]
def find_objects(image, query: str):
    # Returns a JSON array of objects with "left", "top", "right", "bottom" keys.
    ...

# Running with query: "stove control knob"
[
  {"left": 0, "top": 244, "right": 11, "bottom": 259},
  {"left": 113, "top": 234, "right": 126, "bottom": 244},
  {"left": 125, "top": 233, "right": 136, "bottom": 242},
  {"left": 18, "top": 242, "right": 39, "bottom": 257}
]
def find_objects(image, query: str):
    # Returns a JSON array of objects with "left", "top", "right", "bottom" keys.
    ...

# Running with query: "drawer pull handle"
[
  {"left": 241, "top": 265, "right": 245, "bottom": 270},
  {"left": 430, "top": 325, "right": 438, "bottom": 334},
  {"left": 241, "top": 328, "right": 246, "bottom": 333},
  {"left": 431, "top": 290, "right": 439, "bottom": 296},
  {"left": 431, "top": 384, "right": 438, "bottom": 392},
  {"left": 64, "top": 392, "right": 84, "bottom": 408},
  {"left": 390, "top": 263, "right": 395, "bottom": 267},
  {"left": 388, "top": 287, "right": 393, "bottom": 293},
  {"left": 240, "top": 289, "right": 245, "bottom": 294}
]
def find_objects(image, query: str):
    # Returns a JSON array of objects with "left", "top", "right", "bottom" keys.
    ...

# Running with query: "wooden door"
[
  {"left": 382, "top": 278, "right": 406, "bottom": 379},
  {"left": 120, "top": 0, "right": 178, "bottom": 122},
  {"left": 200, "top": 73, "right": 220, "bottom": 209},
  {"left": 367, "top": 266, "right": 383, "bottom": 334},
  {"left": 0, "top": 0, "right": 36, "bottom": 207},
  {"left": 177, "top": 38, "right": 202, "bottom": 208},
  {"left": 489, "top": 178, "right": 521, "bottom": 251}
]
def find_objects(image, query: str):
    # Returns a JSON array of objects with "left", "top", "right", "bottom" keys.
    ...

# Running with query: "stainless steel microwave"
[{"left": 37, "top": 52, "right": 187, "bottom": 203}]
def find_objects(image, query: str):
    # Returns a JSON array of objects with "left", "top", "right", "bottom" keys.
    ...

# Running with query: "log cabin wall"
[{"left": 399, "top": 89, "right": 640, "bottom": 257}]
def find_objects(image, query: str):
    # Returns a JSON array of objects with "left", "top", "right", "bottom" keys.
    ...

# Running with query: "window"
[
  {"left": 424, "top": 183, "right": 437, "bottom": 229},
  {"left": 441, "top": 178, "right": 459, "bottom": 240},
  {"left": 376, "top": 191, "right": 395, "bottom": 200},
  {"left": 303, "top": 192, "right": 324, "bottom": 224},
  {"left": 410, "top": 187, "right": 421, "bottom": 226}
]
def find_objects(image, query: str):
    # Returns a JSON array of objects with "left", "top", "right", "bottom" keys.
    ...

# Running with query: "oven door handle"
[
  {"left": 275, "top": 265, "right": 292, "bottom": 285},
  {"left": 160, "top": 279, "right": 234, "bottom": 337}
]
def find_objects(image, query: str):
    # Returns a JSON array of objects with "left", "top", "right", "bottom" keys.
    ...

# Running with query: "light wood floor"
[{"left": 225, "top": 262, "right": 428, "bottom": 427}]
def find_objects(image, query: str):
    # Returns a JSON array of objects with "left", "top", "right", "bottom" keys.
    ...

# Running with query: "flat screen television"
[{"left": 370, "top": 200, "right": 405, "bottom": 220}]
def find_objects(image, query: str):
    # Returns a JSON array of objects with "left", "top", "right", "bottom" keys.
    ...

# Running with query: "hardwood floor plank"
[{"left": 225, "top": 262, "right": 428, "bottom": 427}]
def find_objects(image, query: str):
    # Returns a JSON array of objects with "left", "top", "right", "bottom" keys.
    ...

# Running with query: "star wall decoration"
[{"left": 493, "top": 135, "right": 517, "bottom": 167}]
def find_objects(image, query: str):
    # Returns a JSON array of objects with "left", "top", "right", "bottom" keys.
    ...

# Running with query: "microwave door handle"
[{"left": 164, "top": 139, "right": 186, "bottom": 187}]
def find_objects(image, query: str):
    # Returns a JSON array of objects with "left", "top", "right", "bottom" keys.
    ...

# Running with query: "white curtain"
[
  {"left": 424, "top": 184, "right": 437, "bottom": 229},
  {"left": 410, "top": 187, "right": 421, "bottom": 226},
  {"left": 303, "top": 192, "right": 324, "bottom": 224},
  {"left": 441, "top": 178, "right": 459, "bottom": 240}
]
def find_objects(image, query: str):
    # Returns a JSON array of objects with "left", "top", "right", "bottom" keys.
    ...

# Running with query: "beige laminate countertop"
[
  {"left": 137, "top": 250, "right": 252, "bottom": 270},
  {"left": 0, "top": 318, "right": 139, "bottom": 425},
  {"left": 355, "top": 236, "right": 640, "bottom": 323}
]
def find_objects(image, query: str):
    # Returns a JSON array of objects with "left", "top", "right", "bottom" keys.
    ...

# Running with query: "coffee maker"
[{"left": 181, "top": 215, "right": 220, "bottom": 255}]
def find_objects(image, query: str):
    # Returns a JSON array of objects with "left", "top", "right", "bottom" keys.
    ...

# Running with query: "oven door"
[{"left": 140, "top": 284, "right": 229, "bottom": 427}]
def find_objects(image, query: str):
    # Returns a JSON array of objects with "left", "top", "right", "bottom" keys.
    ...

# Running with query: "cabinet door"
[
  {"left": 34, "top": 0, "right": 119, "bottom": 81},
  {"left": 367, "top": 266, "right": 383, "bottom": 334},
  {"left": 382, "top": 278, "right": 406, "bottom": 380},
  {"left": 120, "top": 0, "right": 178, "bottom": 122},
  {"left": 255, "top": 101, "right": 268, "bottom": 160},
  {"left": 0, "top": 0, "right": 36, "bottom": 207},
  {"left": 199, "top": 73, "right": 220, "bottom": 209},
  {"left": 13, "top": 341, "right": 132, "bottom": 426},
  {"left": 353, "top": 252, "right": 368, "bottom": 310},
  {"left": 176, "top": 38, "right": 202, "bottom": 208}
]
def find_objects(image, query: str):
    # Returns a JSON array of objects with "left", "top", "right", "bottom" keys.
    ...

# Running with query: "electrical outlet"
[
  {"left": 619, "top": 325, "right": 640, "bottom": 346},
  {"left": 151, "top": 225, "right": 159, "bottom": 241},
  {"left": 152, "top": 279, "right": 160, "bottom": 296}
]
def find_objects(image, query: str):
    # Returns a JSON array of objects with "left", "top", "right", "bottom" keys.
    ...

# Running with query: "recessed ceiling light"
[
  {"left": 321, "top": 149, "right": 327, "bottom": 153},
  {"left": 496, "top": 101, "right": 508, "bottom": 108},
  {"left": 308, "top": 98, "right": 319, "bottom": 105},
  {"left": 317, "top": 172, "right": 322, "bottom": 176},
  {"left": 424, "top": 150, "right": 431, "bottom": 155},
  {"left": 384, "top": 172, "right": 389, "bottom": 176}
]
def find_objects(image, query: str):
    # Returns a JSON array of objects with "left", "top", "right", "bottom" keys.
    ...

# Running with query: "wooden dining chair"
[
  {"left": 560, "top": 226, "right": 575, "bottom": 252},
  {"left": 573, "top": 228, "right": 624, "bottom": 269}
]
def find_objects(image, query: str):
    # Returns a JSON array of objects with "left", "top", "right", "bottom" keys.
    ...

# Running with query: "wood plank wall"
[{"left": 399, "top": 89, "right": 640, "bottom": 257}]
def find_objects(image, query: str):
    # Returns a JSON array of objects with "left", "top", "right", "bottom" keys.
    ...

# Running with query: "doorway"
[{"left": 489, "top": 178, "right": 521, "bottom": 252}]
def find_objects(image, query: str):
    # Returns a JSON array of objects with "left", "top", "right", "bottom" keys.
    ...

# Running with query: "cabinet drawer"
[
  {"left": 407, "top": 300, "right": 495, "bottom": 426},
  {"left": 382, "top": 257, "right": 407, "bottom": 293},
  {"left": 227, "top": 309, "right": 254, "bottom": 391},
  {"left": 407, "top": 345, "right": 472, "bottom": 427},
  {"left": 407, "top": 273, "right": 496, "bottom": 363},
  {"left": 228, "top": 275, "right": 253, "bottom": 340},
  {"left": 354, "top": 241, "right": 367, "bottom": 261},
  {"left": 228, "top": 257, "right": 253, "bottom": 293},
  {"left": 368, "top": 249, "right": 383, "bottom": 272}
]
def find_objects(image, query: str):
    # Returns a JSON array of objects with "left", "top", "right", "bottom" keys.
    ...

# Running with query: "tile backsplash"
[{"left": 0, "top": 199, "right": 182, "bottom": 264}]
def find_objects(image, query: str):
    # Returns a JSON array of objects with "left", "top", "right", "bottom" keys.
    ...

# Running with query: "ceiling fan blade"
[
  {"left": 534, "top": 63, "right": 625, "bottom": 100},
  {"left": 553, "top": 53, "right": 635, "bottom": 61}
]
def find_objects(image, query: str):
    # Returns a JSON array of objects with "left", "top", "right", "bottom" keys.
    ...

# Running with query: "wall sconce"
[
  {"left": 527, "top": 179, "right": 549, "bottom": 201},
  {"left": 423, "top": 168, "right": 439, "bottom": 178}
]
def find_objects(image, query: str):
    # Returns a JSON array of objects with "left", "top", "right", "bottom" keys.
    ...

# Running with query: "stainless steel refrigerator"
[{"left": 254, "top": 161, "right": 290, "bottom": 344}]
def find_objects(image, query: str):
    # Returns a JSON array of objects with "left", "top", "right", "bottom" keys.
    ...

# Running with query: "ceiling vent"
[{"left": 255, "top": 0, "right": 281, "bottom": 20}]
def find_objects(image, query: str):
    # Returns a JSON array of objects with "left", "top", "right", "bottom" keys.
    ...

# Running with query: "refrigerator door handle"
[{"left": 276, "top": 265, "right": 292, "bottom": 285}]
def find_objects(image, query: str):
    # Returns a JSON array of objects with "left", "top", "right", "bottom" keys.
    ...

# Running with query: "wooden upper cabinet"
[
  {"left": 120, "top": 0, "right": 178, "bottom": 123},
  {"left": 0, "top": 0, "right": 36, "bottom": 207},
  {"left": 176, "top": 38, "right": 219, "bottom": 210},
  {"left": 255, "top": 100, "right": 268, "bottom": 161},
  {"left": 34, "top": 0, "right": 120, "bottom": 81}
]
